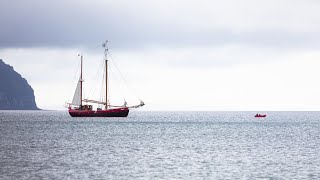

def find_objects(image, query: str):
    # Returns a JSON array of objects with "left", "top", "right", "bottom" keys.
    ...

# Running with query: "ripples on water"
[{"left": 0, "top": 111, "right": 320, "bottom": 179}]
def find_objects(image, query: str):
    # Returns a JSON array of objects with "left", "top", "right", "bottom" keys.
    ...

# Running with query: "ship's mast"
[
  {"left": 105, "top": 59, "right": 108, "bottom": 110},
  {"left": 103, "top": 41, "right": 108, "bottom": 110},
  {"left": 80, "top": 54, "right": 83, "bottom": 107}
]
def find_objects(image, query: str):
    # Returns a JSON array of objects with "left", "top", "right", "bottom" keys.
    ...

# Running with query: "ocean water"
[{"left": 0, "top": 111, "right": 320, "bottom": 179}]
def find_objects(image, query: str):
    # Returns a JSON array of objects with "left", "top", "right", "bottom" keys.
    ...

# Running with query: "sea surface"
[{"left": 0, "top": 111, "right": 320, "bottom": 179}]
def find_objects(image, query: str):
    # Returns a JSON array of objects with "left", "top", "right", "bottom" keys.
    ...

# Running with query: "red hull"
[
  {"left": 69, "top": 107, "right": 129, "bottom": 117},
  {"left": 255, "top": 115, "right": 267, "bottom": 118}
]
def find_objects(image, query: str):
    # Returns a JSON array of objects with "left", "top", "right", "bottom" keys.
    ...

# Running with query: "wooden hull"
[{"left": 69, "top": 108, "right": 129, "bottom": 117}]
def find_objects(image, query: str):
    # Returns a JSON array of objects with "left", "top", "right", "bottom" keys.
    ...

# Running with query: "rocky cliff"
[{"left": 0, "top": 59, "right": 39, "bottom": 110}]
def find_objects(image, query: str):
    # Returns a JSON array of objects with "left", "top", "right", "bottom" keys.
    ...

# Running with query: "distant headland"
[{"left": 0, "top": 59, "right": 39, "bottom": 110}]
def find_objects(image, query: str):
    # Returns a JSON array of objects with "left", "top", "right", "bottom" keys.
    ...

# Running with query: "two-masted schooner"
[{"left": 68, "top": 41, "right": 144, "bottom": 117}]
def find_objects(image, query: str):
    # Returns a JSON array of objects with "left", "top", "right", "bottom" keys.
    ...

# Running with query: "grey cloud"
[{"left": 0, "top": 0, "right": 320, "bottom": 50}]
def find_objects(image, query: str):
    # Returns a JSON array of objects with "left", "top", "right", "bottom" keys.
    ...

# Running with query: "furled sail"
[{"left": 71, "top": 77, "right": 82, "bottom": 106}]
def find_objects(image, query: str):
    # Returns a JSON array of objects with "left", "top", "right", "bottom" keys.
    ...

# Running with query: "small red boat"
[{"left": 255, "top": 114, "right": 267, "bottom": 118}]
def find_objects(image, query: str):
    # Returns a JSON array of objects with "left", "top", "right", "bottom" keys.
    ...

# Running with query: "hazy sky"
[{"left": 1, "top": 0, "right": 320, "bottom": 110}]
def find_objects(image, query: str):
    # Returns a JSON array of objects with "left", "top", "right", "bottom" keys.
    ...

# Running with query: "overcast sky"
[{"left": 1, "top": 0, "right": 320, "bottom": 110}]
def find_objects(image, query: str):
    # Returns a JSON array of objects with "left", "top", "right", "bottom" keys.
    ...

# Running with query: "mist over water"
[{"left": 0, "top": 111, "right": 320, "bottom": 179}]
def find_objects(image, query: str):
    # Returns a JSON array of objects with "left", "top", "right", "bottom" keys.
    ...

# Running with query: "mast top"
[{"left": 102, "top": 40, "right": 108, "bottom": 60}]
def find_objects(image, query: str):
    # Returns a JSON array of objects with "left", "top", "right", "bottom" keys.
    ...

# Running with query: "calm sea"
[{"left": 0, "top": 111, "right": 320, "bottom": 179}]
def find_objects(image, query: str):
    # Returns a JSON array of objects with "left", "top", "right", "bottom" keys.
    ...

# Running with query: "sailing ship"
[{"left": 68, "top": 41, "right": 144, "bottom": 117}]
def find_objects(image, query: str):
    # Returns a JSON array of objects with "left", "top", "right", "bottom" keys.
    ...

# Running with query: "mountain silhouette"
[{"left": 0, "top": 59, "right": 39, "bottom": 110}]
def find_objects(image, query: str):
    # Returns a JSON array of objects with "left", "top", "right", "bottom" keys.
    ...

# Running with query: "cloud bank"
[{"left": 1, "top": 0, "right": 320, "bottom": 49}]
